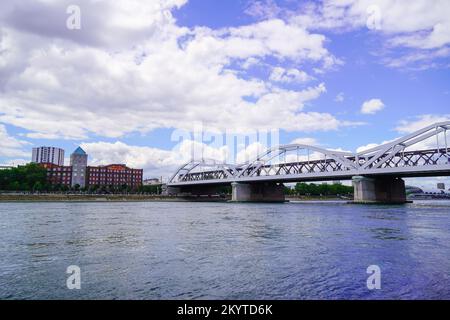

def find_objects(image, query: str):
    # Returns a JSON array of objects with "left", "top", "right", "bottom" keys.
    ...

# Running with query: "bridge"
[{"left": 166, "top": 122, "right": 450, "bottom": 203}]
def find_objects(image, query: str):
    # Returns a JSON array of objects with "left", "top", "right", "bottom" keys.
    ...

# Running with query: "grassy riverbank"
[{"left": 0, "top": 193, "right": 191, "bottom": 202}]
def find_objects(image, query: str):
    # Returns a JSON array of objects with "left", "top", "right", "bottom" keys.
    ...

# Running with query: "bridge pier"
[
  {"left": 162, "top": 185, "right": 180, "bottom": 196},
  {"left": 231, "top": 182, "right": 285, "bottom": 202},
  {"left": 352, "top": 176, "right": 406, "bottom": 204}
]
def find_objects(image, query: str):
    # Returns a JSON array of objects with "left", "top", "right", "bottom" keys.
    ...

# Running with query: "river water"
[{"left": 0, "top": 200, "right": 449, "bottom": 300}]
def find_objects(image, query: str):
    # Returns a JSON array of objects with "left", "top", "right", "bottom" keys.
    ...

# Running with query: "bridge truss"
[{"left": 168, "top": 121, "right": 450, "bottom": 186}]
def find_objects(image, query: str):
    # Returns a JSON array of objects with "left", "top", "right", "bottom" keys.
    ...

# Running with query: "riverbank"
[
  {"left": 0, "top": 193, "right": 230, "bottom": 202},
  {"left": 286, "top": 195, "right": 351, "bottom": 201},
  {"left": 0, "top": 193, "right": 351, "bottom": 202}
]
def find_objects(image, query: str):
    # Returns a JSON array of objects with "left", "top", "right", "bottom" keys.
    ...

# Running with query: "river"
[{"left": 1, "top": 200, "right": 449, "bottom": 299}]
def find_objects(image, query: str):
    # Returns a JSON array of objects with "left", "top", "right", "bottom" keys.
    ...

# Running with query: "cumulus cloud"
[
  {"left": 357, "top": 115, "right": 450, "bottom": 153},
  {"left": 291, "top": 0, "right": 450, "bottom": 45},
  {"left": 356, "top": 139, "right": 396, "bottom": 153},
  {"left": 81, "top": 139, "right": 278, "bottom": 179},
  {"left": 0, "top": 124, "right": 29, "bottom": 158},
  {"left": 269, "top": 67, "right": 313, "bottom": 83},
  {"left": 395, "top": 114, "right": 450, "bottom": 134},
  {"left": 81, "top": 141, "right": 182, "bottom": 179},
  {"left": 1, "top": 0, "right": 188, "bottom": 49},
  {"left": 0, "top": 1, "right": 354, "bottom": 142},
  {"left": 290, "top": 137, "right": 319, "bottom": 146},
  {"left": 285, "top": 0, "right": 450, "bottom": 69},
  {"left": 361, "top": 99, "right": 385, "bottom": 114}
]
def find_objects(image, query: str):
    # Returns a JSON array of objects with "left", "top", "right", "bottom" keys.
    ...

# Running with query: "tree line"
[
  {"left": 0, "top": 163, "right": 47, "bottom": 192},
  {"left": 0, "top": 164, "right": 162, "bottom": 194},
  {"left": 285, "top": 182, "right": 353, "bottom": 196}
]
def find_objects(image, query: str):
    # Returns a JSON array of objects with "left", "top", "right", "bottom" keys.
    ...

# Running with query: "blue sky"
[{"left": 0, "top": 0, "right": 449, "bottom": 187}]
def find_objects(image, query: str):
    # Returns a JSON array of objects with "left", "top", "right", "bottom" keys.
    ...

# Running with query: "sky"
[{"left": 0, "top": 0, "right": 449, "bottom": 188}]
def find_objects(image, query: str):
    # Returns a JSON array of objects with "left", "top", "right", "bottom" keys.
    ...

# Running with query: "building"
[
  {"left": 70, "top": 147, "right": 88, "bottom": 188},
  {"left": 40, "top": 163, "right": 73, "bottom": 187},
  {"left": 32, "top": 146, "right": 143, "bottom": 190},
  {"left": 0, "top": 165, "right": 14, "bottom": 170},
  {"left": 32, "top": 147, "right": 65, "bottom": 166},
  {"left": 143, "top": 178, "right": 161, "bottom": 186},
  {"left": 86, "top": 164, "right": 143, "bottom": 189}
]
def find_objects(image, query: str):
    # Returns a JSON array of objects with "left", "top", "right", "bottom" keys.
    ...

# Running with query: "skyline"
[{"left": 1, "top": 0, "right": 449, "bottom": 187}]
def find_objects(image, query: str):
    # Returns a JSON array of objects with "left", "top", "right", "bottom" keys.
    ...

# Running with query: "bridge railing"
[{"left": 168, "top": 121, "right": 450, "bottom": 184}]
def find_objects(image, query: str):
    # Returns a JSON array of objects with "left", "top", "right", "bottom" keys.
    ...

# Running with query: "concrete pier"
[
  {"left": 352, "top": 176, "right": 406, "bottom": 204},
  {"left": 231, "top": 182, "right": 285, "bottom": 202},
  {"left": 162, "top": 185, "right": 180, "bottom": 196}
]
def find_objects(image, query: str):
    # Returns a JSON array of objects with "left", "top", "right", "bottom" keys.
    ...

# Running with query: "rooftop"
[{"left": 72, "top": 146, "right": 87, "bottom": 155}]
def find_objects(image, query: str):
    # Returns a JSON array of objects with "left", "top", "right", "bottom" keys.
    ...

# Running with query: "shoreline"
[
  {"left": 2, "top": 194, "right": 436, "bottom": 203},
  {"left": 0, "top": 194, "right": 230, "bottom": 203},
  {"left": 0, "top": 194, "right": 350, "bottom": 203}
]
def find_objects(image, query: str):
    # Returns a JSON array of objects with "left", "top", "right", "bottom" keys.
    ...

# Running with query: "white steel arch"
[
  {"left": 236, "top": 144, "right": 358, "bottom": 178},
  {"left": 167, "top": 121, "right": 450, "bottom": 185},
  {"left": 168, "top": 158, "right": 239, "bottom": 184},
  {"left": 356, "top": 121, "right": 450, "bottom": 169}
]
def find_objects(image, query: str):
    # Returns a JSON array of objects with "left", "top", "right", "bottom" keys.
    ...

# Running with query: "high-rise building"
[
  {"left": 70, "top": 147, "right": 88, "bottom": 188},
  {"left": 32, "top": 147, "right": 65, "bottom": 166}
]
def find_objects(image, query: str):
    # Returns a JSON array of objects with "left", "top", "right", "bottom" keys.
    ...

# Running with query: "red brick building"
[
  {"left": 86, "top": 164, "right": 143, "bottom": 189},
  {"left": 40, "top": 163, "right": 73, "bottom": 187},
  {"left": 37, "top": 147, "right": 143, "bottom": 190}
]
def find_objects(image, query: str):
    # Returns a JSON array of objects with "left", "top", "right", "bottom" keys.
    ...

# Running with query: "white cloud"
[
  {"left": 395, "top": 114, "right": 450, "bottom": 134},
  {"left": 361, "top": 99, "right": 385, "bottom": 114},
  {"left": 245, "top": 0, "right": 283, "bottom": 20},
  {"left": 356, "top": 136, "right": 442, "bottom": 154},
  {"left": 356, "top": 138, "right": 396, "bottom": 153},
  {"left": 288, "top": 0, "right": 450, "bottom": 69},
  {"left": 0, "top": 158, "right": 28, "bottom": 167},
  {"left": 1, "top": 0, "right": 189, "bottom": 49},
  {"left": 235, "top": 142, "right": 268, "bottom": 164},
  {"left": 334, "top": 92, "right": 344, "bottom": 103},
  {"left": 292, "top": 0, "right": 450, "bottom": 45},
  {"left": 290, "top": 137, "right": 319, "bottom": 145},
  {"left": 269, "top": 67, "right": 313, "bottom": 83},
  {"left": 241, "top": 57, "right": 260, "bottom": 69},
  {"left": 357, "top": 115, "right": 450, "bottom": 153},
  {"left": 0, "top": 124, "right": 29, "bottom": 158},
  {"left": 0, "top": 2, "right": 354, "bottom": 140},
  {"left": 81, "top": 141, "right": 183, "bottom": 180},
  {"left": 81, "top": 139, "right": 274, "bottom": 179}
]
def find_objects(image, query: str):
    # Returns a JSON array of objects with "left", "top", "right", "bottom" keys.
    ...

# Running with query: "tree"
[
  {"left": 290, "top": 182, "right": 353, "bottom": 196},
  {"left": 0, "top": 163, "right": 47, "bottom": 192},
  {"left": 33, "top": 181, "right": 43, "bottom": 193}
]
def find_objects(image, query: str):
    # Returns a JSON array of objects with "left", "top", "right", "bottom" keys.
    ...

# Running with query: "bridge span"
[{"left": 166, "top": 122, "right": 450, "bottom": 203}]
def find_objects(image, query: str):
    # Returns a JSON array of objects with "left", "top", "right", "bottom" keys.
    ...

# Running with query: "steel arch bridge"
[{"left": 168, "top": 121, "right": 450, "bottom": 187}]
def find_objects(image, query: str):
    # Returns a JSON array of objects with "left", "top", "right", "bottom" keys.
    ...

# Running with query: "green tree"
[
  {"left": 290, "top": 182, "right": 353, "bottom": 196},
  {"left": 0, "top": 163, "right": 47, "bottom": 192}
]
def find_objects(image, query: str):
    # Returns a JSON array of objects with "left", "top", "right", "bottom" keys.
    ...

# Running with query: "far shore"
[
  {"left": 0, "top": 193, "right": 352, "bottom": 203},
  {"left": 0, "top": 193, "right": 224, "bottom": 202}
]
